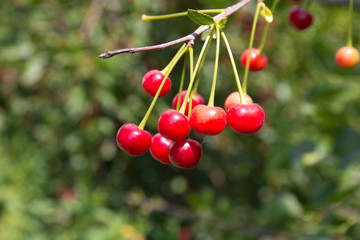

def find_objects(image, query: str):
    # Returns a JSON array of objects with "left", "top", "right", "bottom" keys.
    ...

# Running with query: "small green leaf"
[
  {"left": 218, "top": 17, "right": 227, "bottom": 28},
  {"left": 187, "top": 9, "right": 216, "bottom": 25}
]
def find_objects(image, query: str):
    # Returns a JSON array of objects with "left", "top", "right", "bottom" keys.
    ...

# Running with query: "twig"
[{"left": 98, "top": 0, "right": 254, "bottom": 59}]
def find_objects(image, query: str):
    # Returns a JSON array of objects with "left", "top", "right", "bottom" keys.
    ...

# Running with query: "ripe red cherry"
[
  {"left": 224, "top": 92, "right": 253, "bottom": 112},
  {"left": 142, "top": 70, "right": 171, "bottom": 97},
  {"left": 335, "top": 46, "right": 359, "bottom": 69},
  {"left": 240, "top": 48, "right": 268, "bottom": 71},
  {"left": 190, "top": 105, "right": 227, "bottom": 135},
  {"left": 169, "top": 139, "right": 202, "bottom": 169},
  {"left": 172, "top": 90, "right": 204, "bottom": 115},
  {"left": 158, "top": 109, "right": 191, "bottom": 141},
  {"left": 116, "top": 123, "right": 152, "bottom": 156},
  {"left": 150, "top": 133, "right": 172, "bottom": 165},
  {"left": 288, "top": 6, "right": 313, "bottom": 30},
  {"left": 226, "top": 104, "right": 265, "bottom": 134}
]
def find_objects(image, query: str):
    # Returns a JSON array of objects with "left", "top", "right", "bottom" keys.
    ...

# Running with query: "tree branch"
[{"left": 98, "top": 0, "right": 254, "bottom": 59}]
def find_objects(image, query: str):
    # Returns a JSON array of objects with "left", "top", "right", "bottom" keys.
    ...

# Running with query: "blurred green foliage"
[{"left": 1, "top": 0, "right": 360, "bottom": 239}]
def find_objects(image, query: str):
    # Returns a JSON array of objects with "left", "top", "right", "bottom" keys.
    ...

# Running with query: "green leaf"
[
  {"left": 201, "top": 28, "right": 212, "bottom": 41},
  {"left": 187, "top": 9, "right": 216, "bottom": 25},
  {"left": 218, "top": 17, "right": 227, "bottom": 28}
]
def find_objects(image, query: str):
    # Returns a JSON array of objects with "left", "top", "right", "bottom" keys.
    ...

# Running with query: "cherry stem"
[
  {"left": 179, "top": 47, "right": 195, "bottom": 115},
  {"left": 347, "top": 0, "right": 354, "bottom": 47},
  {"left": 208, "top": 27, "right": 221, "bottom": 107},
  {"left": 178, "top": 27, "right": 215, "bottom": 115},
  {"left": 258, "top": 0, "right": 278, "bottom": 54},
  {"left": 192, "top": 28, "right": 215, "bottom": 95},
  {"left": 142, "top": 9, "right": 224, "bottom": 22},
  {"left": 303, "top": 0, "right": 313, "bottom": 11},
  {"left": 176, "top": 53, "right": 189, "bottom": 111},
  {"left": 138, "top": 44, "right": 188, "bottom": 130},
  {"left": 221, "top": 31, "right": 247, "bottom": 104},
  {"left": 242, "top": 2, "right": 262, "bottom": 95}
]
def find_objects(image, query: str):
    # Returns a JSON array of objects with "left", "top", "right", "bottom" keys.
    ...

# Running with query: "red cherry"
[
  {"left": 158, "top": 109, "right": 191, "bottom": 141},
  {"left": 116, "top": 123, "right": 152, "bottom": 156},
  {"left": 240, "top": 48, "right": 268, "bottom": 71},
  {"left": 169, "top": 139, "right": 202, "bottom": 169},
  {"left": 172, "top": 90, "right": 204, "bottom": 115},
  {"left": 224, "top": 92, "right": 253, "bottom": 112},
  {"left": 142, "top": 70, "right": 171, "bottom": 97},
  {"left": 288, "top": 6, "right": 313, "bottom": 30},
  {"left": 335, "top": 46, "right": 359, "bottom": 69},
  {"left": 190, "top": 104, "right": 227, "bottom": 135},
  {"left": 58, "top": 188, "right": 78, "bottom": 203},
  {"left": 177, "top": 227, "right": 193, "bottom": 240},
  {"left": 150, "top": 133, "right": 172, "bottom": 165},
  {"left": 226, "top": 103, "right": 265, "bottom": 134}
]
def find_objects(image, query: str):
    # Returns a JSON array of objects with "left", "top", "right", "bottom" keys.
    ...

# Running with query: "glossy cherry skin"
[
  {"left": 172, "top": 90, "right": 204, "bottom": 115},
  {"left": 150, "top": 133, "right": 172, "bottom": 165},
  {"left": 190, "top": 105, "right": 227, "bottom": 135},
  {"left": 224, "top": 92, "right": 253, "bottom": 112},
  {"left": 116, "top": 123, "right": 152, "bottom": 156},
  {"left": 158, "top": 109, "right": 191, "bottom": 141},
  {"left": 335, "top": 46, "right": 359, "bottom": 69},
  {"left": 142, "top": 70, "right": 171, "bottom": 97},
  {"left": 226, "top": 104, "right": 265, "bottom": 134},
  {"left": 169, "top": 139, "right": 202, "bottom": 169},
  {"left": 288, "top": 6, "right": 313, "bottom": 30},
  {"left": 240, "top": 48, "right": 268, "bottom": 71}
]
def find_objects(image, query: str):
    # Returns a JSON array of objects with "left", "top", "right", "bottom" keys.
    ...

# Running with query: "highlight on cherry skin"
[
  {"left": 288, "top": 5, "right": 313, "bottom": 30},
  {"left": 158, "top": 109, "right": 191, "bottom": 141},
  {"left": 150, "top": 133, "right": 172, "bottom": 165},
  {"left": 226, "top": 103, "right": 265, "bottom": 134},
  {"left": 224, "top": 92, "right": 253, "bottom": 112},
  {"left": 190, "top": 104, "right": 227, "bottom": 135},
  {"left": 335, "top": 46, "right": 360, "bottom": 69},
  {"left": 240, "top": 48, "right": 268, "bottom": 72},
  {"left": 169, "top": 138, "right": 202, "bottom": 169},
  {"left": 172, "top": 90, "right": 204, "bottom": 115},
  {"left": 116, "top": 123, "right": 152, "bottom": 156},
  {"left": 142, "top": 69, "right": 172, "bottom": 97}
]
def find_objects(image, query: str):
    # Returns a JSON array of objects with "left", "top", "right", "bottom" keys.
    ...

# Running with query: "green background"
[{"left": 1, "top": 0, "right": 360, "bottom": 239}]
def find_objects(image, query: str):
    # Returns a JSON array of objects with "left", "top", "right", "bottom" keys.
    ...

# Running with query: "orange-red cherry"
[
  {"left": 158, "top": 109, "right": 191, "bottom": 141},
  {"left": 224, "top": 92, "right": 253, "bottom": 112},
  {"left": 172, "top": 90, "right": 204, "bottom": 115},
  {"left": 240, "top": 48, "right": 268, "bottom": 71},
  {"left": 150, "top": 133, "right": 172, "bottom": 165},
  {"left": 335, "top": 46, "right": 359, "bottom": 69},
  {"left": 190, "top": 105, "right": 227, "bottom": 135},
  {"left": 226, "top": 104, "right": 265, "bottom": 134},
  {"left": 116, "top": 123, "right": 152, "bottom": 156},
  {"left": 169, "top": 139, "right": 202, "bottom": 169},
  {"left": 142, "top": 70, "right": 171, "bottom": 97}
]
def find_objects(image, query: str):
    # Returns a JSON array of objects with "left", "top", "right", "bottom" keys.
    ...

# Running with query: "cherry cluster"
[
  {"left": 117, "top": 68, "right": 265, "bottom": 169},
  {"left": 103, "top": 0, "right": 359, "bottom": 170}
]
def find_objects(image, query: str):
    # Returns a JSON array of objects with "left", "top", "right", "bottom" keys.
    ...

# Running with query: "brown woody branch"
[{"left": 98, "top": 0, "right": 254, "bottom": 59}]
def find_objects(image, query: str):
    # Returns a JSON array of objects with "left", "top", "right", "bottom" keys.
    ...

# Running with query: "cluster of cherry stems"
[{"left": 115, "top": 0, "right": 359, "bottom": 169}]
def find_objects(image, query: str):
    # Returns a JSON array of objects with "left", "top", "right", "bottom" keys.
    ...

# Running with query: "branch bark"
[{"left": 98, "top": 0, "right": 254, "bottom": 59}]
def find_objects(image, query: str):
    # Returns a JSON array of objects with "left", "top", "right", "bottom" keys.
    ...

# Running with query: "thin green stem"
[
  {"left": 258, "top": 0, "right": 279, "bottom": 54},
  {"left": 303, "top": 0, "right": 313, "bottom": 11},
  {"left": 221, "top": 31, "right": 247, "bottom": 104},
  {"left": 179, "top": 47, "right": 194, "bottom": 115},
  {"left": 242, "top": 3, "right": 262, "bottom": 95},
  {"left": 347, "top": 0, "right": 354, "bottom": 46},
  {"left": 192, "top": 29, "right": 215, "bottom": 95},
  {"left": 176, "top": 53, "right": 189, "bottom": 111},
  {"left": 142, "top": 9, "right": 224, "bottom": 22},
  {"left": 208, "top": 27, "right": 220, "bottom": 107},
  {"left": 138, "top": 44, "right": 187, "bottom": 129}
]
